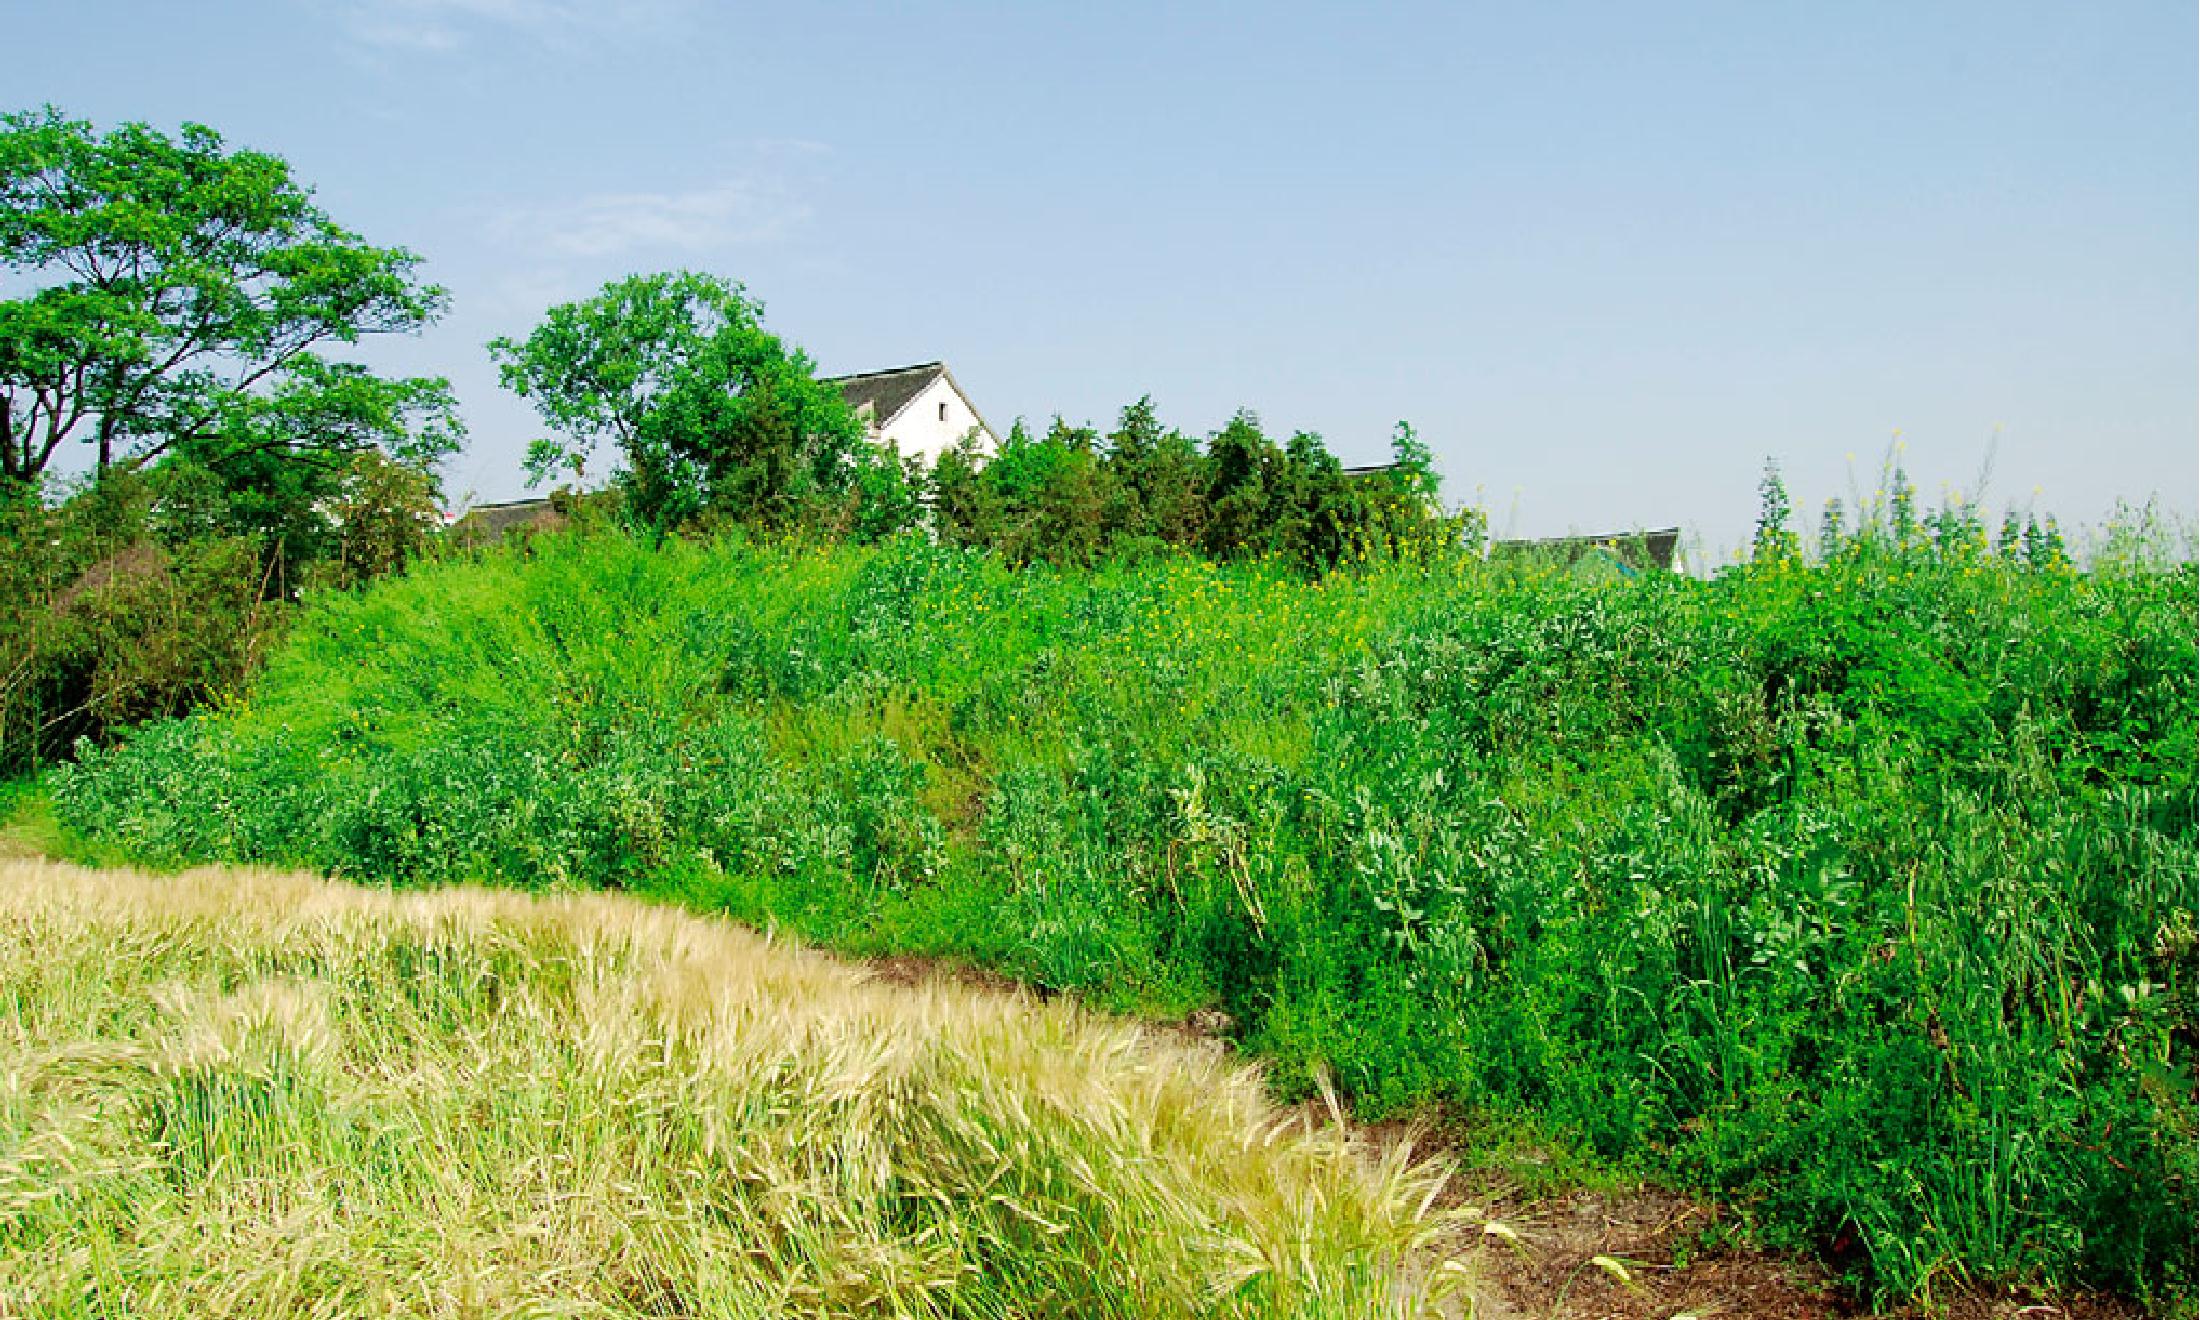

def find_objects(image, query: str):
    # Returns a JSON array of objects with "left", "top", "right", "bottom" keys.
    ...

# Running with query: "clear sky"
[{"left": 9, "top": 0, "right": 2194, "bottom": 553}]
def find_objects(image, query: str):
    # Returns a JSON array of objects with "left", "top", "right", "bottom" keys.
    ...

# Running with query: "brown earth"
[
  {"left": 862, "top": 951, "right": 1034, "bottom": 999},
  {"left": 1445, "top": 1180, "right": 2147, "bottom": 1320}
]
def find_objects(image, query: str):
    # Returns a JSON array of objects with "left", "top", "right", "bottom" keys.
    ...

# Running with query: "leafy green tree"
[
  {"left": 0, "top": 107, "right": 460, "bottom": 495},
  {"left": 1203, "top": 410, "right": 1286, "bottom": 560},
  {"left": 489, "top": 271, "right": 872, "bottom": 531},
  {"left": 943, "top": 417, "right": 1112, "bottom": 565},
  {"left": 314, "top": 449, "right": 444, "bottom": 590},
  {"left": 1385, "top": 420, "right": 1440, "bottom": 509},
  {"left": 144, "top": 363, "right": 461, "bottom": 587},
  {"left": 837, "top": 445, "right": 930, "bottom": 544},
  {"left": 931, "top": 428, "right": 1002, "bottom": 550},
  {"left": 1026, "top": 419, "right": 1115, "bottom": 565},
  {"left": 1273, "top": 429, "right": 1354, "bottom": 570},
  {"left": 1105, "top": 395, "right": 1165, "bottom": 470},
  {"left": 1099, "top": 395, "right": 1162, "bottom": 532},
  {"left": 1105, "top": 397, "right": 1208, "bottom": 548}
]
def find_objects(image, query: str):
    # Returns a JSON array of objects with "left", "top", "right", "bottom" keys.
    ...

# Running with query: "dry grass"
[{"left": 0, "top": 860, "right": 1468, "bottom": 1317}]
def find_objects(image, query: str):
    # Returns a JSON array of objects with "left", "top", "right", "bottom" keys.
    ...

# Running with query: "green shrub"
[
  {"left": 1, "top": 449, "right": 449, "bottom": 776},
  {"left": 0, "top": 479, "right": 282, "bottom": 776}
]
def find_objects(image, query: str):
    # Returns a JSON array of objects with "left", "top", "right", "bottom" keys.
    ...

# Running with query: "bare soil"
[
  {"left": 1450, "top": 1180, "right": 2147, "bottom": 1320},
  {"left": 862, "top": 951, "right": 1035, "bottom": 999}
]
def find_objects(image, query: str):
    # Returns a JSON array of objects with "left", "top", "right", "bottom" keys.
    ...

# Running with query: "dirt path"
[
  {"left": 1455, "top": 1184, "right": 1833, "bottom": 1319},
  {"left": 1440, "top": 1179, "right": 2146, "bottom": 1320}
]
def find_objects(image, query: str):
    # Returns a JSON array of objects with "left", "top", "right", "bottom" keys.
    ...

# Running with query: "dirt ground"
[{"left": 1448, "top": 1180, "right": 2148, "bottom": 1320}]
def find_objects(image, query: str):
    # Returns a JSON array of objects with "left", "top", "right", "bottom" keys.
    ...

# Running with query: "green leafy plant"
[{"left": 488, "top": 270, "right": 898, "bottom": 534}]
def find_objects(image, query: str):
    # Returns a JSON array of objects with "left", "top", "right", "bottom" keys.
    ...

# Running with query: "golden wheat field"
[{"left": 0, "top": 860, "right": 1469, "bottom": 1318}]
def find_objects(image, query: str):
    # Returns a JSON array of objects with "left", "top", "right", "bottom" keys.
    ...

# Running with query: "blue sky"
[{"left": 10, "top": 0, "right": 2194, "bottom": 552}]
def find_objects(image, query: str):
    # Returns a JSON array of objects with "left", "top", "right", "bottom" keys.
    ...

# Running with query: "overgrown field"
[
  {"left": 0, "top": 858, "right": 1456, "bottom": 1316},
  {"left": 56, "top": 528, "right": 2198, "bottom": 1305}
]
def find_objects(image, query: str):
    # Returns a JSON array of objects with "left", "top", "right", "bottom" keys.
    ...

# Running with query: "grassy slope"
[
  {"left": 52, "top": 530, "right": 2199, "bottom": 1304},
  {"left": 0, "top": 777, "right": 137, "bottom": 867},
  {"left": 0, "top": 858, "right": 1461, "bottom": 1318}
]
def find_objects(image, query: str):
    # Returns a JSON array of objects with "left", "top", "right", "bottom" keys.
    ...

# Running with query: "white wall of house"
[{"left": 872, "top": 376, "right": 997, "bottom": 467}]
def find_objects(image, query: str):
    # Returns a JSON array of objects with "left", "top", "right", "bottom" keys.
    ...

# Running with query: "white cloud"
[
  {"left": 488, "top": 179, "right": 813, "bottom": 258},
  {"left": 477, "top": 268, "right": 597, "bottom": 320},
  {"left": 325, "top": 0, "right": 690, "bottom": 53}
]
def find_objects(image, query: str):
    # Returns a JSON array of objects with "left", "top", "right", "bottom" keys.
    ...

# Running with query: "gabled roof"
[
  {"left": 823, "top": 361, "right": 998, "bottom": 443},
  {"left": 827, "top": 362, "right": 942, "bottom": 427},
  {"left": 448, "top": 497, "right": 560, "bottom": 542}
]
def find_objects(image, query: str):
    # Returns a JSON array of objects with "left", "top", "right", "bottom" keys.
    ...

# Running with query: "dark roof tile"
[{"left": 824, "top": 362, "right": 945, "bottom": 428}]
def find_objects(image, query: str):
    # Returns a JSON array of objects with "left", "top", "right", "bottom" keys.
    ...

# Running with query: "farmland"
[{"left": 50, "top": 518, "right": 2198, "bottom": 1306}]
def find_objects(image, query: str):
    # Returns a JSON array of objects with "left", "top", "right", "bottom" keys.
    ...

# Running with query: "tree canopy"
[
  {"left": 932, "top": 400, "right": 1477, "bottom": 573},
  {"left": 489, "top": 271, "right": 903, "bottom": 531},
  {"left": 0, "top": 107, "right": 461, "bottom": 497}
]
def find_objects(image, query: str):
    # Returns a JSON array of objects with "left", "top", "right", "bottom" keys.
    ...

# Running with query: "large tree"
[
  {"left": 490, "top": 270, "right": 878, "bottom": 530},
  {"left": 0, "top": 107, "right": 460, "bottom": 496}
]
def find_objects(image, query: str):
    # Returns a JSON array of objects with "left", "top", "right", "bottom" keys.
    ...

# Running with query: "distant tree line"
[
  {"left": 491, "top": 272, "right": 1480, "bottom": 574},
  {"left": 928, "top": 405, "right": 1476, "bottom": 573}
]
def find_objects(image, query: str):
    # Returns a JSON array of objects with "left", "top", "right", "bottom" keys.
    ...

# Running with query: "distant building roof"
[
  {"left": 827, "top": 360, "right": 946, "bottom": 429},
  {"left": 449, "top": 497, "right": 560, "bottom": 543},
  {"left": 1492, "top": 526, "right": 1681, "bottom": 574},
  {"left": 825, "top": 362, "right": 947, "bottom": 427},
  {"left": 823, "top": 361, "right": 998, "bottom": 442}
]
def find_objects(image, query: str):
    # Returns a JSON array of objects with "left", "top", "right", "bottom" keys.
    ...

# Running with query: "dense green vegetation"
[
  {"left": 926, "top": 405, "right": 1475, "bottom": 574},
  {"left": 0, "top": 454, "right": 441, "bottom": 775},
  {"left": 1, "top": 106, "right": 455, "bottom": 774},
  {"left": 56, "top": 493, "right": 2197, "bottom": 1305}
]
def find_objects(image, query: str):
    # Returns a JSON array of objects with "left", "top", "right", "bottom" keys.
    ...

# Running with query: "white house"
[{"left": 825, "top": 361, "right": 999, "bottom": 467}]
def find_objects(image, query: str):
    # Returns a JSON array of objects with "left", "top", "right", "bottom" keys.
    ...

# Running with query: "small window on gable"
[{"left": 938, "top": 401, "right": 949, "bottom": 422}]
